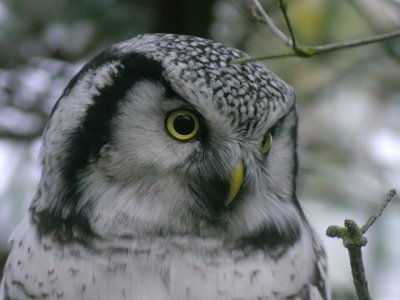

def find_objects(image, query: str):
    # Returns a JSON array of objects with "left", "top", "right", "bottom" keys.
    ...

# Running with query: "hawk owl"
[{"left": 0, "top": 34, "right": 329, "bottom": 300}]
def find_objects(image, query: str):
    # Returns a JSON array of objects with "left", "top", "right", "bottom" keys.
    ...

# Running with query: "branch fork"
[
  {"left": 326, "top": 189, "right": 397, "bottom": 300},
  {"left": 233, "top": 0, "right": 400, "bottom": 63}
]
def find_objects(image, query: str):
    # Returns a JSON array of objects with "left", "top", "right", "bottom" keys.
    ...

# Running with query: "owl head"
[{"left": 30, "top": 34, "right": 304, "bottom": 244}]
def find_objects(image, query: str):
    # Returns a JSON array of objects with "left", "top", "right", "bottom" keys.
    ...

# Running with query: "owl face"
[{"left": 31, "top": 34, "right": 303, "bottom": 243}]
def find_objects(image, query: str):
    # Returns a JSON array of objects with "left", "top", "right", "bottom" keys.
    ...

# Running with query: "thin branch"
[
  {"left": 326, "top": 189, "right": 397, "bottom": 300},
  {"left": 344, "top": 220, "right": 371, "bottom": 300},
  {"left": 312, "top": 29, "right": 400, "bottom": 54},
  {"left": 232, "top": 29, "right": 400, "bottom": 63},
  {"left": 327, "top": 220, "right": 370, "bottom": 300},
  {"left": 361, "top": 189, "right": 397, "bottom": 234},
  {"left": 233, "top": 1, "right": 400, "bottom": 63},
  {"left": 251, "top": 0, "right": 292, "bottom": 46},
  {"left": 278, "top": 0, "right": 299, "bottom": 49},
  {"left": 348, "top": 0, "right": 400, "bottom": 60}
]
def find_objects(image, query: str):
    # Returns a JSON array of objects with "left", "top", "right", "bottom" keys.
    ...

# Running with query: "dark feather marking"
[
  {"left": 286, "top": 284, "right": 312, "bottom": 300},
  {"left": 235, "top": 215, "right": 302, "bottom": 257},
  {"left": 311, "top": 257, "right": 329, "bottom": 300},
  {"left": 68, "top": 267, "right": 79, "bottom": 276},
  {"left": 11, "top": 280, "right": 37, "bottom": 299},
  {"left": 32, "top": 51, "right": 175, "bottom": 244}
]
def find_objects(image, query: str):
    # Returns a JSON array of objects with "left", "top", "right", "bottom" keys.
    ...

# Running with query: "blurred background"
[{"left": 0, "top": 0, "right": 399, "bottom": 298}]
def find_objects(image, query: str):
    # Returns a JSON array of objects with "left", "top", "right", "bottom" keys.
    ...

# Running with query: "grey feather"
[{"left": 0, "top": 34, "right": 329, "bottom": 300}]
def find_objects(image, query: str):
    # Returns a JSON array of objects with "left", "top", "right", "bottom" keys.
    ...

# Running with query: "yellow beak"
[{"left": 225, "top": 160, "right": 244, "bottom": 206}]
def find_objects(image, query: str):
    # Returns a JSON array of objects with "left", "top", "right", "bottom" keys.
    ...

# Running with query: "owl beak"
[{"left": 225, "top": 159, "right": 244, "bottom": 206}]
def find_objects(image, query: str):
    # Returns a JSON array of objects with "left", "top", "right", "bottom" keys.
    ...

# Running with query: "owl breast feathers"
[{"left": 0, "top": 34, "right": 329, "bottom": 300}]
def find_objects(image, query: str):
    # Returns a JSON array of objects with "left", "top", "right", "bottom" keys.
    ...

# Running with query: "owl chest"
[
  {"left": 120, "top": 237, "right": 315, "bottom": 300},
  {"left": 4, "top": 228, "right": 313, "bottom": 300}
]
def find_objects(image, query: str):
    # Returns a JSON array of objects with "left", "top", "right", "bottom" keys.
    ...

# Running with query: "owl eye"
[
  {"left": 165, "top": 110, "right": 201, "bottom": 141},
  {"left": 261, "top": 131, "right": 273, "bottom": 154}
]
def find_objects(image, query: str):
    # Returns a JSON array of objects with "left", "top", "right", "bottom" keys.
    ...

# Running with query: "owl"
[{"left": 0, "top": 34, "right": 329, "bottom": 300}]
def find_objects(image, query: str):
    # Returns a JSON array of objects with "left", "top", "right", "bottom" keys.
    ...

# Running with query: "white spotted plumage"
[{"left": 0, "top": 34, "right": 329, "bottom": 300}]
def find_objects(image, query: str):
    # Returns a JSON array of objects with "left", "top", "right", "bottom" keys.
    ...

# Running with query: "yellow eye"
[
  {"left": 261, "top": 132, "right": 272, "bottom": 154},
  {"left": 165, "top": 110, "right": 200, "bottom": 141}
]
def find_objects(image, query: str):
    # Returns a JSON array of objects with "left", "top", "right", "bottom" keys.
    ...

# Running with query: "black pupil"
[{"left": 173, "top": 114, "right": 196, "bottom": 135}]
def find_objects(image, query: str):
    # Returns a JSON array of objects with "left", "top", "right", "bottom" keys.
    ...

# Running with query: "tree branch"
[
  {"left": 232, "top": 1, "right": 400, "bottom": 63},
  {"left": 251, "top": 0, "right": 292, "bottom": 46},
  {"left": 326, "top": 189, "right": 397, "bottom": 300},
  {"left": 278, "top": 0, "right": 299, "bottom": 49},
  {"left": 361, "top": 189, "right": 397, "bottom": 234}
]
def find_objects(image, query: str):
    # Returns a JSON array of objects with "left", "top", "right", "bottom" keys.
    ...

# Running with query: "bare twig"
[
  {"left": 326, "top": 189, "right": 397, "bottom": 300},
  {"left": 327, "top": 220, "right": 370, "bottom": 300},
  {"left": 233, "top": 28, "right": 400, "bottom": 63},
  {"left": 251, "top": 0, "right": 292, "bottom": 46},
  {"left": 361, "top": 189, "right": 397, "bottom": 234},
  {"left": 277, "top": 0, "right": 299, "bottom": 49},
  {"left": 312, "top": 30, "right": 400, "bottom": 54},
  {"left": 233, "top": 1, "right": 400, "bottom": 63},
  {"left": 348, "top": 0, "right": 400, "bottom": 60}
]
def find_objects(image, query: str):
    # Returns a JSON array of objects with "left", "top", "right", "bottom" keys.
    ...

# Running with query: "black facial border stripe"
[{"left": 33, "top": 51, "right": 173, "bottom": 243}]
